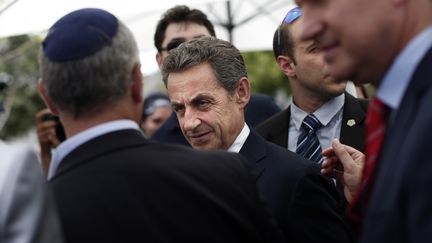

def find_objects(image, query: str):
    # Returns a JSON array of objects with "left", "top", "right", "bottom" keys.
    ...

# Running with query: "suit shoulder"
[
  {"left": 345, "top": 92, "right": 369, "bottom": 111},
  {"left": 255, "top": 109, "right": 288, "bottom": 134},
  {"left": 264, "top": 140, "right": 322, "bottom": 176},
  {"left": 145, "top": 141, "right": 248, "bottom": 172}
]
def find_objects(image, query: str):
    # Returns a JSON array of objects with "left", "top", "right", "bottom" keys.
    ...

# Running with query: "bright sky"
[{"left": 0, "top": 0, "right": 295, "bottom": 74}]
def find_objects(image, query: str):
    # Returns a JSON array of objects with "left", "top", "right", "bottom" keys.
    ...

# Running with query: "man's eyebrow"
[
  {"left": 193, "top": 34, "right": 207, "bottom": 39},
  {"left": 170, "top": 101, "right": 183, "bottom": 108},
  {"left": 170, "top": 37, "right": 186, "bottom": 42},
  {"left": 190, "top": 94, "right": 213, "bottom": 103}
]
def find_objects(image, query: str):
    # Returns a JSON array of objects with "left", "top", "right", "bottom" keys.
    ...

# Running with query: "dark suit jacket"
[
  {"left": 151, "top": 93, "right": 281, "bottom": 146},
  {"left": 360, "top": 47, "right": 432, "bottom": 243},
  {"left": 50, "top": 129, "right": 284, "bottom": 243},
  {"left": 255, "top": 92, "right": 368, "bottom": 152},
  {"left": 240, "top": 131, "right": 352, "bottom": 243}
]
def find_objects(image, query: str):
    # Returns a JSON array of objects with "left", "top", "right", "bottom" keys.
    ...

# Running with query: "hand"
[
  {"left": 35, "top": 109, "right": 60, "bottom": 176},
  {"left": 321, "top": 139, "right": 365, "bottom": 203}
]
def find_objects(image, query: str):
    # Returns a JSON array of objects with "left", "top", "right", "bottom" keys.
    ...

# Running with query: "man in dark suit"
[
  {"left": 151, "top": 5, "right": 280, "bottom": 146},
  {"left": 255, "top": 7, "right": 367, "bottom": 157},
  {"left": 255, "top": 9, "right": 367, "bottom": 219},
  {"left": 38, "top": 8, "right": 284, "bottom": 243},
  {"left": 163, "top": 36, "right": 352, "bottom": 243},
  {"left": 296, "top": 0, "right": 432, "bottom": 242}
]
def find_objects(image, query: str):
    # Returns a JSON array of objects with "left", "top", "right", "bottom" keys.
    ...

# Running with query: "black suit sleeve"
[{"left": 287, "top": 164, "right": 352, "bottom": 243}]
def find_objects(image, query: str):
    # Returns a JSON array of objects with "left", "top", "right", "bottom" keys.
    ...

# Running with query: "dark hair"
[
  {"left": 162, "top": 37, "right": 247, "bottom": 95},
  {"left": 154, "top": 5, "right": 216, "bottom": 52},
  {"left": 272, "top": 24, "right": 296, "bottom": 64}
]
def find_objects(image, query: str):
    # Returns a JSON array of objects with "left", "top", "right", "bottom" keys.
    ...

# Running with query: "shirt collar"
[
  {"left": 378, "top": 26, "right": 432, "bottom": 110},
  {"left": 227, "top": 123, "right": 250, "bottom": 153},
  {"left": 290, "top": 93, "right": 345, "bottom": 130},
  {"left": 48, "top": 119, "right": 140, "bottom": 180}
]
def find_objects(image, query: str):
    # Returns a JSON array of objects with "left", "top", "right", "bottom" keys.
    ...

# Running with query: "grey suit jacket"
[{"left": 0, "top": 142, "right": 63, "bottom": 243}]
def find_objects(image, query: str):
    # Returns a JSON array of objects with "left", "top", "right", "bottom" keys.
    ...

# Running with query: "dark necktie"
[
  {"left": 350, "top": 97, "right": 390, "bottom": 223},
  {"left": 296, "top": 114, "right": 323, "bottom": 163}
]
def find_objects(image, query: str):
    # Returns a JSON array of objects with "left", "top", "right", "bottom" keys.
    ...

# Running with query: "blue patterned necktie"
[{"left": 296, "top": 114, "right": 323, "bottom": 163}]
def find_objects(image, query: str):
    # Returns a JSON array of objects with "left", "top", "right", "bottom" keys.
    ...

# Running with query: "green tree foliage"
[
  {"left": 0, "top": 35, "right": 45, "bottom": 140},
  {"left": 242, "top": 50, "right": 290, "bottom": 97}
]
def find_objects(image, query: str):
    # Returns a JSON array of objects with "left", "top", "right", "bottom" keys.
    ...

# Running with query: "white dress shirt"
[
  {"left": 228, "top": 123, "right": 250, "bottom": 153},
  {"left": 288, "top": 93, "right": 345, "bottom": 152}
]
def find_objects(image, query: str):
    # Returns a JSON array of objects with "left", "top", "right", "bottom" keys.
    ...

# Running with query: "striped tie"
[
  {"left": 296, "top": 114, "right": 323, "bottom": 163},
  {"left": 350, "top": 97, "right": 389, "bottom": 223}
]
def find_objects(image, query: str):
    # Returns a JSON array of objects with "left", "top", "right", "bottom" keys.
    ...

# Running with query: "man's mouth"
[{"left": 188, "top": 131, "right": 211, "bottom": 144}]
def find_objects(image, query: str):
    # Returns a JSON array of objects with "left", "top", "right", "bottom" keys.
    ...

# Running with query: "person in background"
[
  {"left": 151, "top": 5, "right": 281, "bottom": 146},
  {"left": 0, "top": 140, "right": 63, "bottom": 243},
  {"left": 296, "top": 0, "right": 432, "bottom": 242},
  {"left": 38, "top": 8, "right": 284, "bottom": 243},
  {"left": 256, "top": 7, "right": 367, "bottom": 161},
  {"left": 163, "top": 36, "right": 352, "bottom": 243},
  {"left": 254, "top": 9, "right": 367, "bottom": 235},
  {"left": 35, "top": 108, "right": 65, "bottom": 175},
  {"left": 140, "top": 92, "right": 171, "bottom": 137}
]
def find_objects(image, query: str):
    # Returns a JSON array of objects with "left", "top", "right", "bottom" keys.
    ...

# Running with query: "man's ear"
[
  {"left": 37, "top": 79, "right": 59, "bottom": 115},
  {"left": 235, "top": 77, "right": 251, "bottom": 109},
  {"left": 156, "top": 52, "right": 163, "bottom": 68},
  {"left": 131, "top": 63, "right": 143, "bottom": 104},
  {"left": 277, "top": 55, "right": 296, "bottom": 79}
]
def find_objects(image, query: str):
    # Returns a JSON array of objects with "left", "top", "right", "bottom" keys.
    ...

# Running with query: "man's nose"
[
  {"left": 183, "top": 109, "right": 201, "bottom": 132},
  {"left": 297, "top": 10, "right": 324, "bottom": 42}
]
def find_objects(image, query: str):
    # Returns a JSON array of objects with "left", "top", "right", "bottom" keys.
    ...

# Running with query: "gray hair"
[
  {"left": 39, "top": 21, "right": 140, "bottom": 118},
  {"left": 161, "top": 36, "right": 247, "bottom": 95}
]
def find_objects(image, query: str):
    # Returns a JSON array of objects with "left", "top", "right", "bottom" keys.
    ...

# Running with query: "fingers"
[
  {"left": 35, "top": 108, "right": 52, "bottom": 122},
  {"left": 35, "top": 109, "right": 60, "bottom": 148},
  {"left": 321, "top": 146, "right": 335, "bottom": 157},
  {"left": 331, "top": 139, "right": 356, "bottom": 172}
]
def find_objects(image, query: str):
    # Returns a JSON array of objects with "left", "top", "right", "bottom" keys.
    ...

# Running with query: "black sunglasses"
[{"left": 161, "top": 39, "right": 186, "bottom": 52}]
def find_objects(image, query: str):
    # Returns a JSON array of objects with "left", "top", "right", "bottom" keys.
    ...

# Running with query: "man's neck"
[
  {"left": 59, "top": 102, "right": 140, "bottom": 138},
  {"left": 292, "top": 95, "right": 330, "bottom": 114}
]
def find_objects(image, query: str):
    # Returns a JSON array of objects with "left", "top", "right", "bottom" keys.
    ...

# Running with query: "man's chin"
[{"left": 191, "top": 143, "right": 217, "bottom": 151}]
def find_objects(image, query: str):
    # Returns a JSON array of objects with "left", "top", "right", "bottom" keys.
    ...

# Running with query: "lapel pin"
[{"left": 347, "top": 119, "right": 356, "bottom": 127}]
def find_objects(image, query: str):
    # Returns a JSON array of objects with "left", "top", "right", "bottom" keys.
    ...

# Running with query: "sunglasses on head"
[
  {"left": 276, "top": 7, "right": 302, "bottom": 57},
  {"left": 161, "top": 39, "right": 186, "bottom": 52},
  {"left": 283, "top": 7, "right": 302, "bottom": 24}
]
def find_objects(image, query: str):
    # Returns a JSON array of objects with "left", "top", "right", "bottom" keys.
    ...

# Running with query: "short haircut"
[
  {"left": 39, "top": 21, "right": 139, "bottom": 118},
  {"left": 161, "top": 36, "right": 247, "bottom": 95},
  {"left": 154, "top": 5, "right": 216, "bottom": 52},
  {"left": 272, "top": 24, "right": 296, "bottom": 64}
]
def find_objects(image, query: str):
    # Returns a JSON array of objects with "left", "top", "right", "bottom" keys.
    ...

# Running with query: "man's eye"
[
  {"left": 198, "top": 100, "right": 208, "bottom": 106},
  {"left": 196, "top": 100, "right": 211, "bottom": 109},
  {"left": 173, "top": 106, "right": 184, "bottom": 113},
  {"left": 309, "top": 46, "right": 321, "bottom": 53}
]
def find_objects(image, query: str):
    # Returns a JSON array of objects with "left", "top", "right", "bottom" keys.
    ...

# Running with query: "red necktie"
[{"left": 350, "top": 97, "right": 390, "bottom": 223}]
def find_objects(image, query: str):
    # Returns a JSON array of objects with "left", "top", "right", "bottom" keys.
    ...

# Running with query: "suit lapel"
[
  {"left": 53, "top": 129, "right": 148, "bottom": 180},
  {"left": 340, "top": 92, "right": 368, "bottom": 152},
  {"left": 268, "top": 108, "right": 290, "bottom": 148},
  {"left": 239, "top": 130, "right": 267, "bottom": 180}
]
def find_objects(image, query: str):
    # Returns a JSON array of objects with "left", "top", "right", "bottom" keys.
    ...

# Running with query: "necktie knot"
[{"left": 302, "top": 114, "right": 322, "bottom": 132}]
